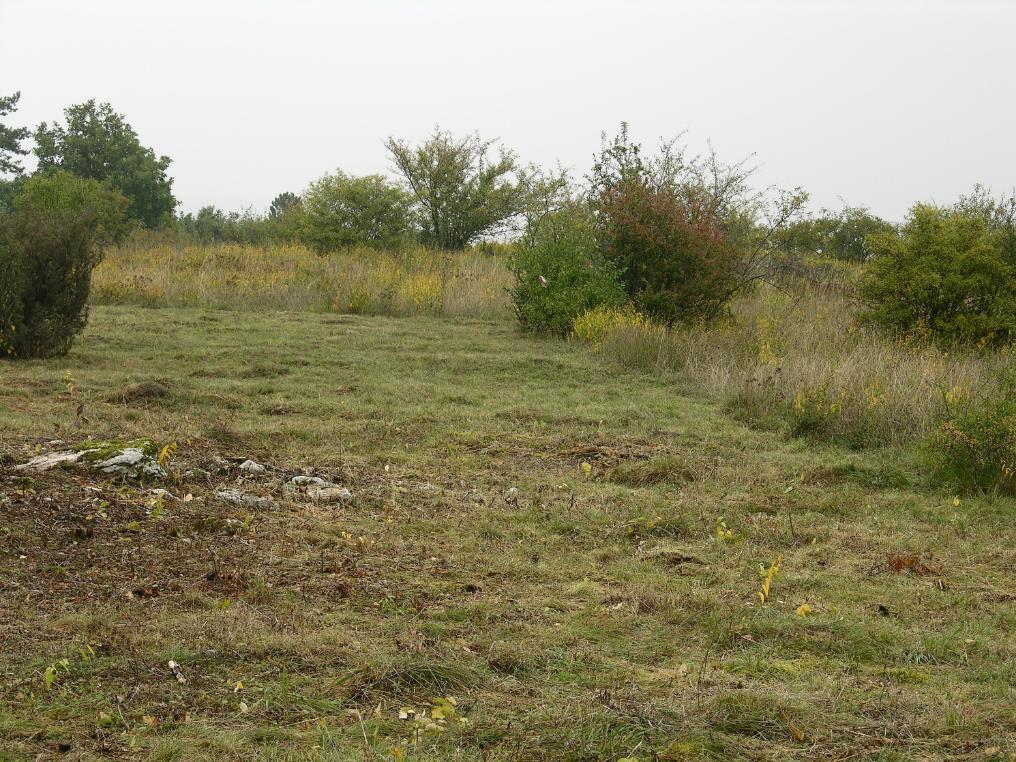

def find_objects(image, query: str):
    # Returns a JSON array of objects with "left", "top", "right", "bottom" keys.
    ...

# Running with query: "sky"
[{"left": 1, "top": 0, "right": 1013, "bottom": 221}]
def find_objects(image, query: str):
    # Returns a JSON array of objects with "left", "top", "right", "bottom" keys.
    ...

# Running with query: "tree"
[
  {"left": 777, "top": 204, "right": 895, "bottom": 261},
  {"left": 385, "top": 127, "right": 530, "bottom": 250},
  {"left": 861, "top": 204, "right": 1016, "bottom": 346},
  {"left": 822, "top": 205, "right": 894, "bottom": 262},
  {"left": 34, "top": 100, "right": 176, "bottom": 228},
  {"left": 177, "top": 205, "right": 233, "bottom": 244},
  {"left": 268, "top": 191, "right": 300, "bottom": 220},
  {"left": 300, "top": 170, "right": 414, "bottom": 252},
  {"left": 0, "top": 92, "right": 30, "bottom": 177},
  {"left": 1, "top": 171, "right": 128, "bottom": 358},
  {"left": 176, "top": 205, "right": 276, "bottom": 246}
]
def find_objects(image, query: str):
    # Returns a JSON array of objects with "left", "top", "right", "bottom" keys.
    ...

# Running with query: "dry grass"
[
  {"left": 92, "top": 239, "right": 512, "bottom": 318},
  {"left": 589, "top": 280, "right": 1010, "bottom": 447},
  {"left": 93, "top": 239, "right": 1009, "bottom": 449},
  {"left": 0, "top": 308, "right": 1013, "bottom": 759}
]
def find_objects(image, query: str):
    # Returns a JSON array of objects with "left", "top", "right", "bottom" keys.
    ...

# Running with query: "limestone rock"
[
  {"left": 285, "top": 475, "right": 352, "bottom": 503},
  {"left": 93, "top": 448, "right": 166, "bottom": 479},
  {"left": 215, "top": 488, "right": 277, "bottom": 510},
  {"left": 15, "top": 451, "right": 84, "bottom": 472},
  {"left": 306, "top": 485, "right": 352, "bottom": 503}
]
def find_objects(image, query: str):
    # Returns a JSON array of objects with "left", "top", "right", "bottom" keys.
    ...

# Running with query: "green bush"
[
  {"left": 0, "top": 171, "right": 126, "bottom": 358},
  {"left": 777, "top": 205, "right": 895, "bottom": 262},
  {"left": 924, "top": 394, "right": 1016, "bottom": 494},
  {"left": 509, "top": 202, "right": 625, "bottom": 335},
  {"left": 176, "top": 205, "right": 279, "bottom": 246},
  {"left": 299, "top": 170, "right": 415, "bottom": 252},
  {"left": 861, "top": 204, "right": 1016, "bottom": 346}
]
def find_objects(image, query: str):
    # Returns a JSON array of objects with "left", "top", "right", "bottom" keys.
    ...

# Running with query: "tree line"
[
  {"left": 0, "top": 93, "right": 895, "bottom": 261},
  {"left": 2, "top": 92, "right": 1015, "bottom": 359},
  {"left": 0, "top": 95, "right": 566, "bottom": 252}
]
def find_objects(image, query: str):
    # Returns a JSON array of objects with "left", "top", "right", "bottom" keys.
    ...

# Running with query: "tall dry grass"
[
  {"left": 92, "top": 238, "right": 1011, "bottom": 449},
  {"left": 92, "top": 240, "right": 512, "bottom": 318},
  {"left": 587, "top": 282, "right": 1010, "bottom": 447}
]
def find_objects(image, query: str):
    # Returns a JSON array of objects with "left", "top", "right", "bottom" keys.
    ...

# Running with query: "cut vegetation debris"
[{"left": 0, "top": 307, "right": 1013, "bottom": 760}]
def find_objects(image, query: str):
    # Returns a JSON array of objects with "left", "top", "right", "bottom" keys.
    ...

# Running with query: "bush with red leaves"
[
  {"left": 597, "top": 180, "right": 740, "bottom": 324},
  {"left": 588, "top": 123, "right": 806, "bottom": 325}
]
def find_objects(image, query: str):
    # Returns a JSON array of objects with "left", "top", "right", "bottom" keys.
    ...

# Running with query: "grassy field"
[
  {"left": 90, "top": 242, "right": 1009, "bottom": 452},
  {"left": 1, "top": 306, "right": 1014, "bottom": 761},
  {"left": 91, "top": 240, "right": 511, "bottom": 318}
]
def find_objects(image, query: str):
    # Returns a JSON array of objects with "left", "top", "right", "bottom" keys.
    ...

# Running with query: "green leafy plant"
[
  {"left": 861, "top": 204, "right": 1016, "bottom": 346},
  {"left": 509, "top": 201, "right": 625, "bottom": 335},
  {"left": 299, "top": 170, "right": 415, "bottom": 252},
  {"left": 924, "top": 392, "right": 1016, "bottom": 494},
  {"left": 43, "top": 657, "right": 75, "bottom": 689},
  {"left": 1, "top": 171, "right": 127, "bottom": 358}
]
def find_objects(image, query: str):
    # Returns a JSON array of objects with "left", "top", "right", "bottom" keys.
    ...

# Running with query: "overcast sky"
[{"left": 2, "top": 0, "right": 1013, "bottom": 220}]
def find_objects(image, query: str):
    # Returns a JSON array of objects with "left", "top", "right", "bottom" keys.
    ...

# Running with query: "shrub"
[
  {"left": 509, "top": 202, "right": 625, "bottom": 335},
  {"left": 0, "top": 223, "right": 24, "bottom": 356},
  {"left": 299, "top": 170, "right": 415, "bottom": 252},
  {"left": 596, "top": 179, "right": 741, "bottom": 323},
  {"left": 176, "top": 205, "right": 275, "bottom": 246},
  {"left": 0, "top": 171, "right": 126, "bottom": 358},
  {"left": 924, "top": 394, "right": 1016, "bottom": 494},
  {"left": 777, "top": 205, "right": 895, "bottom": 262},
  {"left": 861, "top": 204, "right": 1016, "bottom": 346},
  {"left": 588, "top": 124, "right": 805, "bottom": 325}
]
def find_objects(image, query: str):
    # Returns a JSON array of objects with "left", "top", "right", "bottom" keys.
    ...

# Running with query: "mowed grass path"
[{"left": 0, "top": 307, "right": 1013, "bottom": 760}]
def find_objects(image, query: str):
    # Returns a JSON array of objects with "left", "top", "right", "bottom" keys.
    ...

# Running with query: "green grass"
[{"left": 0, "top": 306, "right": 1013, "bottom": 760}]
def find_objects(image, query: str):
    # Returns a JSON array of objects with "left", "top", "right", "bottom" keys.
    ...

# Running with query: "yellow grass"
[
  {"left": 92, "top": 240, "right": 512, "bottom": 318},
  {"left": 587, "top": 283, "right": 1009, "bottom": 447}
]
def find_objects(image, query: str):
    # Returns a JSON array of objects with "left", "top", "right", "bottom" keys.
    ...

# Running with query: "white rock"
[
  {"left": 215, "top": 489, "right": 277, "bottom": 510},
  {"left": 307, "top": 485, "right": 352, "bottom": 503},
  {"left": 238, "top": 459, "right": 267, "bottom": 474},
  {"left": 15, "top": 451, "right": 84, "bottom": 472},
  {"left": 94, "top": 448, "right": 166, "bottom": 479},
  {"left": 289, "top": 475, "right": 328, "bottom": 486},
  {"left": 284, "top": 475, "right": 352, "bottom": 503}
]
